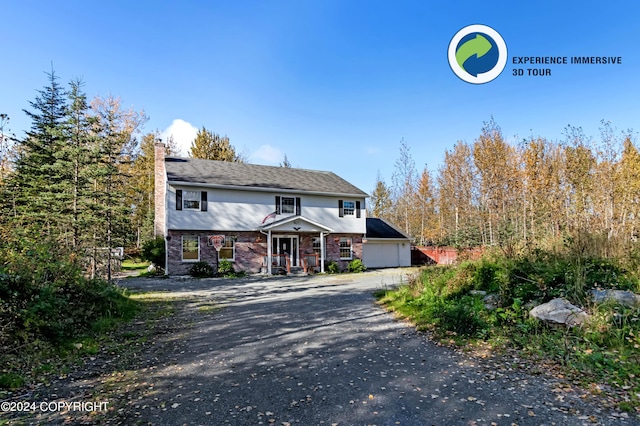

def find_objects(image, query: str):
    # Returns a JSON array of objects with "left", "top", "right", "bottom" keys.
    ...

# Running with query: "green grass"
[
  {"left": 121, "top": 260, "right": 150, "bottom": 271},
  {"left": 376, "top": 253, "right": 640, "bottom": 413}
]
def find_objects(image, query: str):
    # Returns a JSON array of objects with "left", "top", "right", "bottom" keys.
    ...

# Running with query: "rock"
[
  {"left": 529, "top": 298, "right": 588, "bottom": 326},
  {"left": 147, "top": 264, "right": 157, "bottom": 273},
  {"left": 591, "top": 289, "right": 640, "bottom": 307},
  {"left": 483, "top": 294, "right": 500, "bottom": 311}
]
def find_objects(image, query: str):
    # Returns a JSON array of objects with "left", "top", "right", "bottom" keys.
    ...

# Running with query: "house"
[
  {"left": 154, "top": 143, "right": 368, "bottom": 275},
  {"left": 362, "top": 218, "right": 412, "bottom": 268}
]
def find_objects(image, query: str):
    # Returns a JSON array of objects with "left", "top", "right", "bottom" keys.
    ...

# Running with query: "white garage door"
[{"left": 363, "top": 242, "right": 408, "bottom": 268}]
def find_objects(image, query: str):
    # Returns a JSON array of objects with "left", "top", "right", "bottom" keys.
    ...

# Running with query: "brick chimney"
[{"left": 154, "top": 142, "right": 166, "bottom": 237}]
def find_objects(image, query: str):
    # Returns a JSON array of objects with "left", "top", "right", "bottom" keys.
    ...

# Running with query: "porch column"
[
  {"left": 320, "top": 231, "right": 325, "bottom": 273},
  {"left": 267, "top": 229, "right": 272, "bottom": 275}
]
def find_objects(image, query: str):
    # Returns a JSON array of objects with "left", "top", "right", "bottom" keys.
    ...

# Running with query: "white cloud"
[
  {"left": 252, "top": 144, "right": 283, "bottom": 165},
  {"left": 160, "top": 119, "right": 199, "bottom": 156}
]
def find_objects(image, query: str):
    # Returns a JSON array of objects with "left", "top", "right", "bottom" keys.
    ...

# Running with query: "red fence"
[{"left": 411, "top": 246, "right": 483, "bottom": 265}]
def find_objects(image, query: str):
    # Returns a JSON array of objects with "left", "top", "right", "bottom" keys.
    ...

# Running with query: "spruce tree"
[{"left": 12, "top": 70, "right": 69, "bottom": 241}]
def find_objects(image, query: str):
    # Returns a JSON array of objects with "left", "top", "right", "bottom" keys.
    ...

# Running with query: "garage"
[{"left": 362, "top": 218, "right": 411, "bottom": 268}]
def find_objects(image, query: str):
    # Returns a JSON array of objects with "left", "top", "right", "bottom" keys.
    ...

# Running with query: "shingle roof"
[
  {"left": 366, "top": 218, "right": 410, "bottom": 239},
  {"left": 165, "top": 157, "right": 367, "bottom": 196}
]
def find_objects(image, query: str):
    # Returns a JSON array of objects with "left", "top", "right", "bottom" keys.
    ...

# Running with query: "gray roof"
[
  {"left": 366, "top": 218, "right": 410, "bottom": 239},
  {"left": 165, "top": 157, "right": 367, "bottom": 196}
]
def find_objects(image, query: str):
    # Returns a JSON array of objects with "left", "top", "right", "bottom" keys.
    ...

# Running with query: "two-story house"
[{"left": 154, "top": 143, "right": 368, "bottom": 275}]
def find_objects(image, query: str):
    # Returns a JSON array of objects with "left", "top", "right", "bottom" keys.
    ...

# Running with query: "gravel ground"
[{"left": 3, "top": 268, "right": 639, "bottom": 425}]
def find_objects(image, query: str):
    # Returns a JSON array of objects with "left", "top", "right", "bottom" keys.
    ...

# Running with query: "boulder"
[
  {"left": 529, "top": 298, "right": 588, "bottom": 326},
  {"left": 591, "top": 289, "right": 640, "bottom": 307}
]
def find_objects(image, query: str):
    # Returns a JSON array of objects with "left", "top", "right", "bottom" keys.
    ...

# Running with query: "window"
[
  {"left": 339, "top": 237, "right": 352, "bottom": 260},
  {"left": 183, "top": 191, "right": 200, "bottom": 210},
  {"left": 182, "top": 235, "right": 199, "bottom": 261},
  {"left": 275, "top": 196, "right": 301, "bottom": 215},
  {"left": 338, "top": 199, "right": 360, "bottom": 217},
  {"left": 312, "top": 237, "right": 324, "bottom": 258},
  {"left": 281, "top": 197, "right": 295, "bottom": 214},
  {"left": 219, "top": 236, "right": 236, "bottom": 261},
  {"left": 343, "top": 201, "right": 355, "bottom": 216},
  {"left": 176, "top": 190, "right": 207, "bottom": 211}
]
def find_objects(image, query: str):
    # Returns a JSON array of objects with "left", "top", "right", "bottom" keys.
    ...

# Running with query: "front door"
[{"left": 272, "top": 236, "right": 298, "bottom": 267}]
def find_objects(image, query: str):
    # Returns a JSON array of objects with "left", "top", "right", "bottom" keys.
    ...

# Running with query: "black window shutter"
[
  {"left": 201, "top": 191, "right": 207, "bottom": 211},
  {"left": 356, "top": 200, "right": 361, "bottom": 218},
  {"left": 338, "top": 199, "right": 344, "bottom": 217},
  {"left": 296, "top": 197, "right": 301, "bottom": 215},
  {"left": 275, "top": 196, "right": 281, "bottom": 214},
  {"left": 176, "top": 190, "right": 182, "bottom": 210}
]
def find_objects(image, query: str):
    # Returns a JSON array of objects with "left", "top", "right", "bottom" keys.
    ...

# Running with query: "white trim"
[
  {"left": 342, "top": 200, "right": 356, "bottom": 216},
  {"left": 181, "top": 235, "right": 200, "bottom": 262},
  {"left": 272, "top": 235, "right": 300, "bottom": 268},
  {"left": 339, "top": 237, "right": 353, "bottom": 260},
  {"left": 260, "top": 215, "right": 333, "bottom": 232},
  {"left": 218, "top": 235, "right": 236, "bottom": 262}
]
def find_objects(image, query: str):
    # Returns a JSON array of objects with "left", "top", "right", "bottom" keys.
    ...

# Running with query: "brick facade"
[
  {"left": 165, "top": 230, "right": 363, "bottom": 275},
  {"left": 167, "top": 230, "right": 267, "bottom": 275}
]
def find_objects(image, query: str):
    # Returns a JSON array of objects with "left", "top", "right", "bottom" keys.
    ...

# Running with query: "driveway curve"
[{"left": 107, "top": 269, "right": 638, "bottom": 426}]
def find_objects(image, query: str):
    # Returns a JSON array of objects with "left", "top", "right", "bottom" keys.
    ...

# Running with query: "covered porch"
[{"left": 259, "top": 216, "right": 333, "bottom": 275}]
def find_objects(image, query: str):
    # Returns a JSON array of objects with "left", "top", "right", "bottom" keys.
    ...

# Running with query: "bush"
[
  {"left": 218, "top": 259, "right": 236, "bottom": 278},
  {"left": 348, "top": 259, "right": 367, "bottom": 273},
  {"left": 327, "top": 261, "right": 340, "bottom": 274},
  {"left": 141, "top": 237, "right": 166, "bottom": 268},
  {"left": 189, "top": 261, "right": 214, "bottom": 278}
]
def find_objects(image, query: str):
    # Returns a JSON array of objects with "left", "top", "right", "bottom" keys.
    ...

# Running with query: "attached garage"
[{"left": 363, "top": 218, "right": 411, "bottom": 268}]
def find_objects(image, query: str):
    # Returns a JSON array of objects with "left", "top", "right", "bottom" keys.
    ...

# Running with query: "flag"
[{"left": 261, "top": 211, "right": 277, "bottom": 224}]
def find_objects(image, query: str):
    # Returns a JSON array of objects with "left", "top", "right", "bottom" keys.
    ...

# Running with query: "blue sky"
[{"left": 1, "top": 1, "right": 638, "bottom": 194}]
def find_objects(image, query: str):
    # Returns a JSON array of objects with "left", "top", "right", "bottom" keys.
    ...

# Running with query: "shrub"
[
  {"left": 348, "top": 259, "right": 367, "bottom": 273},
  {"left": 327, "top": 261, "right": 340, "bottom": 274},
  {"left": 141, "top": 237, "right": 166, "bottom": 268},
  {"left": 189, "top": 261, "right": 214, "bottom": 278},
  {"left": 217, "top": 259, "right": 235, "bottom": 277}
]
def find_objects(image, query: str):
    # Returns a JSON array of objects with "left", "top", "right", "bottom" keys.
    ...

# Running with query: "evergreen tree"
[
  {"left": 11, "top": 70, "right": 69, "bottom": 241},
  {"left": 280, "top": 154, "right": 292, "bottom": 168},
  {"left": 90, "top": 95, "right": 146, "bottom": 280},
  {"left": 189, "top": 127, "right": 242, "bottom": 162},
  {"left": 369, "top": 172, "right": 393, "bottom": 220}
]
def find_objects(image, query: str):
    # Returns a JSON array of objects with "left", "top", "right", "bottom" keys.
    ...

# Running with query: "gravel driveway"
[
  {"left": 110, "top": 269, "right": 637, "bottom": 426},
  {"left": 5, "top": 269, "right": 637, "bottom": 425}
]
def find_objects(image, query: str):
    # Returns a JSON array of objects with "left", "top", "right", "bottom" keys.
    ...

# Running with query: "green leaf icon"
[{"left": 455, "top": 34, "right": 492, "bottom": 71}]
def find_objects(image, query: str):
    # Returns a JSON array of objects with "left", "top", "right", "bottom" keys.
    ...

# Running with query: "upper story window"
[
  {"left": 343, "top": 201, "right": 355, "bottom": 216},
  {"left": 275, "top": 196, "right": 301, "bottom": 215},
  {"left": 338, "top": 199, "right": 361, "bottom": 218},
  {"left": 176, "top": 189, "right": 207, "bottom": 211},
  {"left": 281, "top": 197, "right": 295, "bottom": 214},
  {"left": 183, "top": 191, "right": 200, "bottom": 210}
]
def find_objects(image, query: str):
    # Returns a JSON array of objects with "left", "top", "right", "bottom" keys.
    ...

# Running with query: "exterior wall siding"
[{"left": 167, "top": 186, "right": 366, "bottom": 234}]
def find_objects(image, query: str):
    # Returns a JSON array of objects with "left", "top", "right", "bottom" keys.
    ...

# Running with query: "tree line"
[
  {"left": 0, "top": 72, "right": 248, "bottom": 279},
  {"left": 371, "top": 118, "right": 640, "bottom": 261}
]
